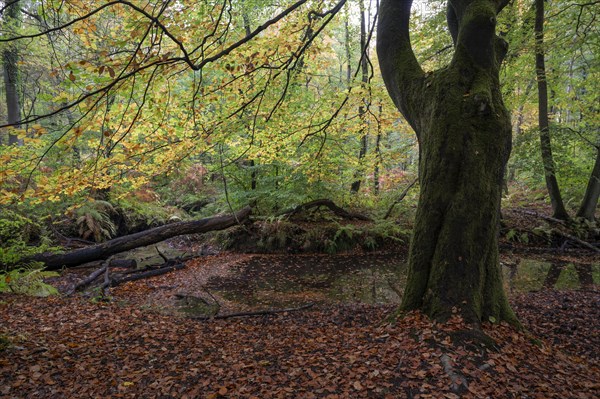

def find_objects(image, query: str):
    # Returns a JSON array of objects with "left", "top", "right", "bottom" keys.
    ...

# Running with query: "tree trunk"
[
  {"left": 374, "top": 104, "right": 383, "bottom": 194},
  {"left": 29, "top": 207, "right": 252, "bottom": 270},
  {"left": 2, "top": 0, "right": 21, "bottom": 146},
  {"left": 351, "top": 0, "right": 369, "bottom": 193},
  {"left": 576, "top": 146, "right": 600, "bottom": 221},
  {"left": 242, "top": 9, "right": 258, "bottom": 191},
  {"left": 377, "top": 0, "right": 518, "bottom": 325},
  {"left": 535, "top": 0, "right": 569, "bottom": 220}
]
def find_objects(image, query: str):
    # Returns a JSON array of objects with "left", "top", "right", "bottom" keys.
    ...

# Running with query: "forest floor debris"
[
  {"left": 1, "top": 281, "right": 598, "bottom": 398},
  {"left": 2, "top": 230, "right": 599, "bottom": 398}
]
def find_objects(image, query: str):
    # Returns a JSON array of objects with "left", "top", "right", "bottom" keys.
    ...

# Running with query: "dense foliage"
[{"left": 0, "top": 0, "right": 598, "bottom": 254}]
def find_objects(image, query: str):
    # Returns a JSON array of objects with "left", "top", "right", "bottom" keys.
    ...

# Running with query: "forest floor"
[{"left": 1, "top": 249, "right": 599, "bottom": 398}]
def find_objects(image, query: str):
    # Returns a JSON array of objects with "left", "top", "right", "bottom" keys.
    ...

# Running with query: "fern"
[
  {"left": 0, "top": 266, "right": 59, "bottom": 297},
  {"left": 75, "top": 200, "right": 117, "bottom": 242}
]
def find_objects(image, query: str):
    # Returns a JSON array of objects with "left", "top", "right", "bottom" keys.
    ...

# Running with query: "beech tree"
[{"left": 377, "top": 0, "right": 518, "bottom": 325}]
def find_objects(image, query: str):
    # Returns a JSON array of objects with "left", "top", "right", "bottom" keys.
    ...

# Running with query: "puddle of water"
[
  {"left": 503, "top": 259, "right": 599, "bottom": 293},
  {"left": 204, "top": 253, "right": 407, "bottom": 309},
  {"left": 200, "top": 254, "right": 598, "bottom": 310}
]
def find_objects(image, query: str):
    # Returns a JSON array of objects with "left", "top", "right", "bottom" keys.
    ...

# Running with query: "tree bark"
[
  {"left": 2, "top": 0, "right": 22, "bottom": 146},
  {"left": 377, "top": 0, "right": 518, "bottom": 325},
  {"left": 351, "top": 0, "right": 369, "bottom": 193},
  {"left": 576, "top": 146, "right": 600, "bottom": 221},
  {"left": 29, "top": 207, "right": 252, "bottom": 270},
  {"left": 534, "top": 0, "right": 569, "bottom": 220},
  {"left": 374, "top": 104, "right": 383, "bottom": 194}
]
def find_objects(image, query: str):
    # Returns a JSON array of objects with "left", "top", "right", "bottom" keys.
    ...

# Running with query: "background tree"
[
  {"left": 534, "top": 0, "right": 569, "bottom": 220},
  {"left": 1, "top": 0, "right": 22, "bottom": 145}
]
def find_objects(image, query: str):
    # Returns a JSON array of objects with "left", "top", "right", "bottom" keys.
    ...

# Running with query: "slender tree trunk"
[
  {"left": 351, "top": 0, "right": 369, "bottom": 193},
  {"left": 374, "top": 104, "right": 383, "bottom": 194},
  {"left": 378, "top": 0, "right": 518, "bottom": 325},
  {"left": 242, "top": 9, "right": 257, "bottom": 191},
  {"left": 2, "top": 0, "right": 22, "bottom": 146},
  {"left": 576, "top": 146, "right": 600, "bottom": 221},
  {"left": 535, "top": 0, "right": 569, "bottom": 220},
  {"left": 344, "top": 13, "right": 351, "bottom": 85}
]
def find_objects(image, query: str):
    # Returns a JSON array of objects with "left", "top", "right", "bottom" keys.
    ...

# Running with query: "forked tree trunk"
[
  {"left": 576, "top": 147, "right": 600, "bottom": 221},
  {"left": 377, "top": 0, "right": 518, "bottom": 325}
]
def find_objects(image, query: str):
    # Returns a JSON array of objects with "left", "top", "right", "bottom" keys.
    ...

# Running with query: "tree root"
[{"left": 278, "top": 199, "right": 371, "bottom": 221}]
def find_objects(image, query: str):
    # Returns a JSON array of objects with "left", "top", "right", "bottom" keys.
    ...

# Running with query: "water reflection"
[
  {"left": 204, "top": 253, "right": 407, "bottom": 308},
  {"left": 185, "top": 254, "right": 597, "bottom": 313}
]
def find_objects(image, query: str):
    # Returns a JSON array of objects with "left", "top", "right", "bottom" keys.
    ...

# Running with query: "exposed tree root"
[
  {"left": 279, "top": 199, "right": 371, "bottom": 221},
  {"left": 552, "top": 230, "right": 600, "bottom": 253}
]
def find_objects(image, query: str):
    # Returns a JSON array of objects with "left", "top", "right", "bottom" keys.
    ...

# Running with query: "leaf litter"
[{"left": 1, "top": 252, "right": 598, "bottom": 398}]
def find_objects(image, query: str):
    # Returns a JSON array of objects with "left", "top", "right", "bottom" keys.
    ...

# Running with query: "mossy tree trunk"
[{"left": 377, "top": 0, "right": 518, "bottom": 325}]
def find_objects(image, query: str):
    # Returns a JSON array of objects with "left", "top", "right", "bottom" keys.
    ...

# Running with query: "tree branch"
[{"left": 377, "top": 0, "right": 424, "bottom": 132}]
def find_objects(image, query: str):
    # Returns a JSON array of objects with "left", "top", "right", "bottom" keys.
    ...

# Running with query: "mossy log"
[
  {"left": 279, "top": 199, "right": 371, "bottom": 221},
  {"left": 29, "top": 207, "right": 252, "bottom": 270}
]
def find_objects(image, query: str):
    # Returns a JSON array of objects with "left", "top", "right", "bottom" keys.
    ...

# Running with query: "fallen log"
[
  {"left": 552, "top": 230, "right": 600, "bottom": 253},
  {"left": 29, "top": 206, "right": 252, "bottom": 270},
  {"left": 68, "top": 258, "right": 136, "bottom": 270},
  {"left": 506, "top": 208, "right": 566, "bottom": 225},
  {"left": 278, "top": 199, "right": 371, "bottom": 221},
  {"left": 190, "top": 303, "right": 314, "bottom": 320},
  {"left": 66, "top": 261, "right": 110, "bottom": 295},
  {"left": 110, "top": 263, "right": 185, "bottom": 287}
]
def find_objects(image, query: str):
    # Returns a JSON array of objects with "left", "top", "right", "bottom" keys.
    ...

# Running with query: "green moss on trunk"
[
  {"left": 401, "top": 62, "right": 516, "bottom": 324},
  {"left": 378, "top": 0, "right": 519, "bottom": 327}
]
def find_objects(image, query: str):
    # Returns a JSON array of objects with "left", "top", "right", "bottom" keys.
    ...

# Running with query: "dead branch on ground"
[{"left": 190, "top": 303, "right": 315, "bottom": 320}]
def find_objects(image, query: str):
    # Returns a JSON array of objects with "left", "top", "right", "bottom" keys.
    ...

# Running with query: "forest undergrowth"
[{"left": 1, "top": 196, "right": 599, "bottom": 398}]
